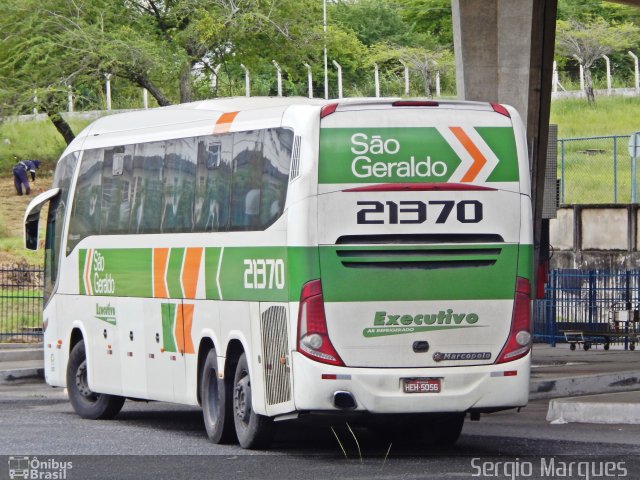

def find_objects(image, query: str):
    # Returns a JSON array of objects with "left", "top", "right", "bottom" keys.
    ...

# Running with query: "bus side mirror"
[{"left": 23, "top": 188, "right": 60, "bottom": 250}]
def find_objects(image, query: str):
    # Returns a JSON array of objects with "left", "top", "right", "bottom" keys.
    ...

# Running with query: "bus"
[{"left": 25, "top": 97, "right": 532, "bottom": 449}]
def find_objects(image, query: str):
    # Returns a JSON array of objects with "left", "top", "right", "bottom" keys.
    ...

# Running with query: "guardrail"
[
  {"left": 558, "top": 135, "right": 634, "bottom": 204},
  {"left": 0, "top": 266, "right": 43, "bottom": 343},
  {"left": 534, "top": 269, "right": 640, "bottom": 347}
]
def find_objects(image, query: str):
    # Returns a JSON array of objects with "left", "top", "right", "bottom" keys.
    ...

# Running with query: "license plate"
[{"left": 402, "top": 378, "right": 441, "bottom": 394}]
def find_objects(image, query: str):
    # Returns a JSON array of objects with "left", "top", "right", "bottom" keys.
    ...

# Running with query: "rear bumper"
[{"left": 291, "top": 351, "right": 530, "bottom": 413}]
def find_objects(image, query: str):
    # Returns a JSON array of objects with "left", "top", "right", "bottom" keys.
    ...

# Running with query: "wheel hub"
[
  {"left": 234, "top": 375, "right": 251, "bottom": 423},
  {"left": 75, "top": 360, "right": 93, "bottom": 397}
]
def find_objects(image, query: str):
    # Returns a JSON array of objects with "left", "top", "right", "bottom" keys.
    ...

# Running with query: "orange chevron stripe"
[
  {"left": 181, "top": 247, "right": 203, "bottom": 299},
  {"left": 213, "top": 111, "right": 239, "bottom": 134},
  {"left": 450, "top": 127, "right": 487, "bottom": 182},
  {"left": 153, "top": 248, "right": 169, "bottom": 298},
  {"left": 174, "top": 304, "right": 195, "bottom": 355}
]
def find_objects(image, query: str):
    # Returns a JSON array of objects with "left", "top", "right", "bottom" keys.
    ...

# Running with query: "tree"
[
  {"left": 556, "top": 18, "right": 639, "bottom": 103},
  {"left": 0, "top": 0, "right": 181, "bottom": 143}
]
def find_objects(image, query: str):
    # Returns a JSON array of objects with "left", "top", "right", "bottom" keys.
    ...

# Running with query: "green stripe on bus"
[
  {"left": 161, "top": 303, "right": 177, "bottom": 353},
  {"left": 477, "top": 127, "right": 519, "bottom": 182},
  {"left": 79, "top": 248, "right": 153, "bottom": 297},
  {"left": 318, "top": 244, "right": 520, "bottom": 302},
  {"left": 79, "top": 249, "right": 88, "bottom": 295},
  {"left": 204, "top": 247, "right": 223, "bottom": 300},
  {"left": 167, "top": 248, "right": 185, "bottom": 298}
]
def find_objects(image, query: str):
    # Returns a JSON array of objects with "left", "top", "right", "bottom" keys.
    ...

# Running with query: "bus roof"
[{"left": 64, "top": 97, "right": 507, "bottom": 157}]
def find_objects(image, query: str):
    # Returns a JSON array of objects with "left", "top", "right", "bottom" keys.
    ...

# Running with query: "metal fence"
[
  {"left": 534, "top": 269, "right": 640, "bottom": 346},
  {"left": 0, "top": 266, "right": 44, "bottom": 343},
  {"left": 558, "top": 135, "right": 635, "bottom": 205}
]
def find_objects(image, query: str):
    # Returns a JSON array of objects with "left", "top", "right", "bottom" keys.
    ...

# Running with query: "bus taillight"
[
  {"left": 297, "top": 279, "right": 344, "bottom": 366},
  {"left": 496, "top": 277, "right": 532, "bottom": 364}
]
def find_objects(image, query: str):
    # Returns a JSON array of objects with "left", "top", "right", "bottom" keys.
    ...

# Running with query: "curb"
[
  {"left": 530, "top": 370, "right": 640, "bottom": 400},
  {"left": 0, "top": 348, "right": 43, "bottom": 362},
  {"left": 547, "top": 392, "right": 640, "bottom": 424},
  {"left": 0, "top": 368, "right": 44, "bottom": 385}
]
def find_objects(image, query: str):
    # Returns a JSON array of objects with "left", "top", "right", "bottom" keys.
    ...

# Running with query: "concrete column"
[
  {"left": 399, "top": 60, "right": 410, "bottom": 95},
  {"left": 452, "top": 0, "right": 558, "bottom": 298},
  {"left": 452, "top": 0, "right": 537, "bottom": 124},
  {"left": 332, "top": 60, "right": 343, "bottom": 99},
  {"left": 272, "top": 60, "right": 282, "bottom": 97},
  {"left": 240, "top": 64, "right": 250, "bottom": 97},
  {"left": 143, "top": 88, "right": 148, "bottom": 109},
  {"left": 602, "top": 55, "right": 612, "bottom": 95},
  {"left": 630, "top": 51, "right": 639, "bottom": 93},
  {"left": 105, "top": 73, "right": 112, "bottom": 111},
  {"left": 552, "top": 60, "right": 558, "bottom": 93},
  {"left": 303, "top": 63, "right": 313, "bottom": 98},
  {"left": 374, "top": 63, "right": 380, "bottom": 98},
  {"left": 68, "top": 85, "right": 73, "bottom": 113}
]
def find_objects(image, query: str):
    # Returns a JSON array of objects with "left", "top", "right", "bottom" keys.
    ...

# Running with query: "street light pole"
[{"left": 323, "top": 0, "right": 328, "bottom": 99}]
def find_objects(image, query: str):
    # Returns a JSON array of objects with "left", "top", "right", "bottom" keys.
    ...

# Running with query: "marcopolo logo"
[
  {"left": 350, "top": 133, "right": 448, "bottom": 179},
  {"left": 363, "top": 309, "right": 480, "bottom": 338}
]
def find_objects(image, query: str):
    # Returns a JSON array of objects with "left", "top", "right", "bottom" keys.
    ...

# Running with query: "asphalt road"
[{"left": 1, "top": 382, "right": 639, "bottom": 480}]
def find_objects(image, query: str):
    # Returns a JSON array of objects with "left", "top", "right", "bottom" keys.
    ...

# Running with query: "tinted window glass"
[
  {"left": 195, "top": 135, "right": 232, "bottom": 232},
  {"left": 45, "top": 152, "right": 78, "bottom": 303},
  {"left": 65, "top": 127, "right": 293, "bottom": 248},
  {"left": 131, "top": 141, "right": 164, "bottom": 234},
  {"left": 68, "top": 149, "right": 102, "bottom": 252},
  {"left": 229, "top": 131, "right": 264, "bottom": 230},
  {"left": 162, "top": 138, "right": 196, "bottom": 233},
  {"left": 260, "top": 129, "right": 293, "bottom": 227},
  {"left": 101, "top": 145, "right": 134, "bottom": 234}
]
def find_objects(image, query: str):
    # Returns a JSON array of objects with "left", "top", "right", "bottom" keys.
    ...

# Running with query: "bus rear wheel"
[
  {"left": 232, "top": 353, "right": 274, "bottom": 449},
  {"left": 66, "top": 340, "right": 125, "bottom": 420},
  {"left": 201, "top": 349, "right": 235, "bottom": 443}
]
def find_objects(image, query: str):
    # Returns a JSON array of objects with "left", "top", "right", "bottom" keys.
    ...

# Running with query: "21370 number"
[{"left": 356, "top": 200, "right": 483, "bottom": 225}]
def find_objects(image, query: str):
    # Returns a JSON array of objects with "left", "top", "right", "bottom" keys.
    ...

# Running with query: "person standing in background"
[{"left": 12, "top": 157, "right": 40, "bottom": 195}]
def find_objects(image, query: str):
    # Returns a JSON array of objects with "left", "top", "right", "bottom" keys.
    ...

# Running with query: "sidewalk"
[
  {"left": 1, "top": 342, "right": 639, "bottom": 424},
  {"left": 0, "top": 344, "right": 44, "bottom": 384}
]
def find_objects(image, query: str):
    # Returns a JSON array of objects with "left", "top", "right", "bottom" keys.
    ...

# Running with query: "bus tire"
[
  {"left": 66, "top": 340, "right": 125, "bottom": 420},
  {"left": 232, "top": 353, "right": 274, "bottom": 449},
  {"left": 201, "top": 349, "right": 235, "bottom": 443}
]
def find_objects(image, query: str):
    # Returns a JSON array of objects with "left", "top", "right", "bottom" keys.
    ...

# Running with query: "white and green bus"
[{"left": 25, "top": 97, "right": 533, "bottom": 449}]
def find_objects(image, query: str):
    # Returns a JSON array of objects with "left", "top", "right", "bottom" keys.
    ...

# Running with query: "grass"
[
  {"left": 550, "top": 95, "right": 640, "bottom": 138},
  {"left": 0, "top": 287, "right": 43, "bottom": 334},
  {"left": 551, "top": 96, "right": 640, "bottom": 204},
  {"left": 0, "top": 117, "right": 92, "bottom": 172}
]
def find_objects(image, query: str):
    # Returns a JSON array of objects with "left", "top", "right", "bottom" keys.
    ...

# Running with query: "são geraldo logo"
[{"left": 349, "top": 133, "right": 448, "bottom": 179}]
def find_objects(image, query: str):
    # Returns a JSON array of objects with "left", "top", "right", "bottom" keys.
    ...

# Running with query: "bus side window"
[
  {"left": 131, "top": 142, "right": 164, "bottom": 234},
  {"left": 68, "top": 149, "right": 103, "bottom": 252},
  {"left": 260, "top": 128, "right": 293, "bottom": 226},
  {"left": 195, "top": 136, "right": 232, "bottom": 232},
  {"left": 230, "top": 131, "right": 264, "bottom": 230},
  {"left": 162, "top": 138, "right": 196, "bottom": 233},
  {"left": 101, "top": 145, "right": 134, "bottom": 235}
]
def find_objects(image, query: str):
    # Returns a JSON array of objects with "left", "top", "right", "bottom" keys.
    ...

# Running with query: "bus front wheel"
[
  {"left": 66, "top": 340, "right": 125, "bottom": 420},
  {"left": 232, "top": 353, "right": 274, "bottom": 449},
  {"left": 201, "top": 349, "right": 235, "bottom": 443}
]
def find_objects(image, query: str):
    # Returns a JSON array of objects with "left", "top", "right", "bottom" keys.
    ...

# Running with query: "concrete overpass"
[{"left": 451, "top": 0, "right": 640, "bottom": 291}]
